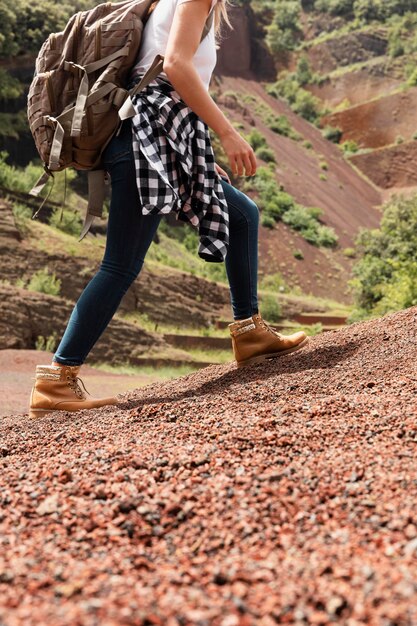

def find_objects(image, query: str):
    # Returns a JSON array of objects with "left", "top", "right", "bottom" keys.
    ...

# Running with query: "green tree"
[
  {"left": 314, "top": 0, "right": 354, "bottom": 15},
  {"left": 266, "top": 1, "right": 302, "bottom": 55},
  {"left": 296, "top": 56, "right": 313, "bottom": 85},
  {"left": 0, "top": 0, "right": 94, "bottom": 58},
  {"left": 351, "top": 194, "right": 417, "bottom": 315}
]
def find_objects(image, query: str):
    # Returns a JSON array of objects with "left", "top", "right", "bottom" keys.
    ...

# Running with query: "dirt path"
[
  {"left": 1, "top": 307, "right": 417, "bottom": 624},
  {"left": 0, "top": 350, "right": 172, "bottom": 418}
]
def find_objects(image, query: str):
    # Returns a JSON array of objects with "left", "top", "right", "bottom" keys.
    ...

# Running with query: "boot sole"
[
  {"left": 29, "top": 408, "right": 54, "bottom": 419},
  {"left": 236, "top": 336, "right": 309, "bottom": 368},
  {"left": 29, "top": 400, "right": 120, "bottom": 419}
]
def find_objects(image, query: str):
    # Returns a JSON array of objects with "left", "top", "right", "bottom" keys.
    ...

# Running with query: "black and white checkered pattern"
[{"left": 131, "top": 76, "right": 229, "bottom": 262}]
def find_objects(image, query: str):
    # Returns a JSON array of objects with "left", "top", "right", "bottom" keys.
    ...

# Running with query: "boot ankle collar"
[
  {"left": 229, "top": 317, "right": 256, "bottom": 336},
  {"left": 36, "top": 365, "right": 62, "bottom": 381},
  {"left": 36, "top": 364, "right": 80, "bottom": 381}
]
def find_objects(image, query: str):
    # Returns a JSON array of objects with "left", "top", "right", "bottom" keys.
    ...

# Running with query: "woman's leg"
[
  {"left": 54, "top": 122, "right": 162, "bottom": 366},
  {"left": 220, "top": 179, "right": 259, "bottom": 320}
]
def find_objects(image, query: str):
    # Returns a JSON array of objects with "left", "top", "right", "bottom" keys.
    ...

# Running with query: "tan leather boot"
[
  {"left": 229, "top": 313, "right": 309, "bottom": 368},
  {"left": 29, "top": 364, "right": 119, "bottom": 418}
]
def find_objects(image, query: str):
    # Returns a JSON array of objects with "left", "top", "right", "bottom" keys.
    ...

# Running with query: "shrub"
[
  {"left": 260, "top": 272, "right": 287, "bottom": 291},
  {"left": 261, "top": 294, "right": 282, "bottom": 322},
  {"left": 282, "top": 205, "right": 338, "bottom": 247},
  {"left": 49, "top": 208, "right": 83, "bottom": 237},
  {"left": 319, "top": 160, "right": 329, "bottom": 170},
  {"left": 247, "top": 129, "right": 267, "bottom": 151},
  {"left": 322, "top": 126, "right": 343, "bottom": 143},
  {"left": 319, "top": 173, "right": 328, "bottom": 181},
  {"left": 303, "top": 140, "right": 313, "bottom": 149},
  {"left": 263, "top": 201, "right": 283, "bottom": 220},
  {"left": 296, "top": 56, "right": 313, "bottom": 85},
  {"left": 248, "top": 166, "right": 338, "bottom": 247},
  {"left": 304, "top": 322, "right": 323, "bottom": 336},
  {"left": 343, "top": 247, "right": 356, "bottom": 258},
  {"left": 277, "top": 190, "right": 297, "bottom": 211},
  {"left": 11, "top": 203, "right": 32, "bottom": 235},
  {"left": 315, "top": 224, "right": 339, "bottom": 247},
  {"left": 255, "top": 146, "right": 277, "bottom": 163},
  {"left": 341, "top": 140, "right": 359, "bottom": 154},
  {"left": 268, "top": 114, "right": 300, "bottom": 140},
  {"left": 261, "top": 214, "right": 276, "bottom": 229},
  {"left": 35, "top": 333, "right": 58, "bottom": 352},
  {"left": 267, "top": 75, "right": 323, "bottom": 124},
  {"left": 388, "top": 32, "right": 405, "bottom": 57},
  {"left": 293, "top": 248, "right": 304, "bottom": 259},
  {"left": 293, "top": 89, "right": 322, "bottom": 123},
  {"left": 183, "top": 228, "right": 199, "bottom": 253},
  {"left": 282, "top": 204, "right": 315, "bottom": 231},
  {"left": 27, "top": 268, "right": 61, "bottom": 296},
  {"left": 396, "top": 135, "right": 404, "bottom": 144}
]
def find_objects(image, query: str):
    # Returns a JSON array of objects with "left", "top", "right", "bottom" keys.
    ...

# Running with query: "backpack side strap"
[{"left": 79, "top": 170, "right": 107, "bottom": 241}]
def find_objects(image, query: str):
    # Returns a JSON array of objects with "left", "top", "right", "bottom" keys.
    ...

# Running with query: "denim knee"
[
  {"left": 220, "top": 179, "right": 259, "bottom": 231},
  {"left": 99, "top": 258, "right": 143, "bottom": 289}
]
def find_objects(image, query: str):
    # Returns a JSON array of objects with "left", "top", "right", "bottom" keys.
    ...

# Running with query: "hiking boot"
[
  {"left": 229, "top": 313, "right": 309, "bottom": 368},
  {"left": 29, "top": 364, "right": 119, "bottom": 418}
]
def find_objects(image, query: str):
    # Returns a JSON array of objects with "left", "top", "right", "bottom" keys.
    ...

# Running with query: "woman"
[{"left": 29, "top": 0, "right": 308, "bottom": 418}]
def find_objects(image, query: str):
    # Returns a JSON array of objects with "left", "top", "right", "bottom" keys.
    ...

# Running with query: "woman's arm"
[{"left": 163, "top": 0, "right": 257, "bottom": 178}]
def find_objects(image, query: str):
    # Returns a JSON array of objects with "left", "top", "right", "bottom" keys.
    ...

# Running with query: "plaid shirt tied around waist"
[{"left": 130, "top": 76, "right": 229, "bottom": 263}]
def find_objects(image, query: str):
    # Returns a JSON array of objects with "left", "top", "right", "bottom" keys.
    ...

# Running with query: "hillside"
[
  {"left": 2, "top": 0, "right": 417, "bottom": 332},
  {"left": 0, "top": 1, "right": 388, "bottom": 305},
  {"left": 1, "top": 305, "right": 417, "bottom": 624},
  {"left": 211, "top": 73, "right": 381, "bottom": 300},
  {"left": 288, "top": 2, "right": 417, "bottom": 199}
]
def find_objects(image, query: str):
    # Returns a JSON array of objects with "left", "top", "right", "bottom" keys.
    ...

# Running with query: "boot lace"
[
  {"left": 66, "top": 374, "right": 90, "bottom": 399},
  {"left": 258, "top": 318, "right": 285, "bottom": 340}
]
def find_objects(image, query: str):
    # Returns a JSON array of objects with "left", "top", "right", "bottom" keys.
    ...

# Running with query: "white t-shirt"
[{"left": 131, "top": 0, "right": 218, "bottom": 90}]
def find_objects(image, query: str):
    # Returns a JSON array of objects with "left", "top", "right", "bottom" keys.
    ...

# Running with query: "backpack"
[{"left": 27, "top": 0, "right": 214, "bottom": 239}]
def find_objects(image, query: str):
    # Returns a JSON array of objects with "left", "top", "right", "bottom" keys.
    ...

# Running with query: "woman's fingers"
[
  {"left": 249, "top": 150, "right": 257, "bottom": 176},
  {"left": 220, "top": 127, "right": 259, "bottom": 178},
  {"left": 243, "top": 151, "right": 253, "bottom": 177},
  {"left": 235, "top": 155, "right": 245, "bottom": 177},
  {"left": 229, "top": 151, "right": 257, "bottom": 177}
]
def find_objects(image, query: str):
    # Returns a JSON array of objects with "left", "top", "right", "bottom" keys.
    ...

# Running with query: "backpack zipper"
[
  {"left": 72, "top": 13, "right": 81, "bottom": 62},
  {"left": 95, "top": 23, "right": 102, "bottom": 61},
  {"left": 46, "top": 72, "right": 56, "bottom": 114}
]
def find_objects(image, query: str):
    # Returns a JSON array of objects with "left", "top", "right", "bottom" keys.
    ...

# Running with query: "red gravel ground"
[{"left": 1, "top": 307, "right": 417, "bottom": 625}]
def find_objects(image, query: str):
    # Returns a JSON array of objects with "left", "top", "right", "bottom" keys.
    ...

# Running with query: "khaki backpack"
[{"left": 27, "top": 0, "right": 214, "bottom": 239}]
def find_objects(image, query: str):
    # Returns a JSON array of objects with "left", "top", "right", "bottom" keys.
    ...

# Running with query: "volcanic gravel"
[{"left": 1, "top": 307, "right": 417, "bottom": 626}]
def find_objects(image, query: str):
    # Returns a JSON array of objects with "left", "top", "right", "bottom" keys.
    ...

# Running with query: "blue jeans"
[{"left": 54, "top": 121, "right": 259, "bottom": 366}]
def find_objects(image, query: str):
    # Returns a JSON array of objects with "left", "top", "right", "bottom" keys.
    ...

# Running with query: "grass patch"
[
  {"left": 245, "top": 166, "right": 338, "bottom": 247},
  {"left": 123, "top": 312, "right": 230, "bottom": 337},
  {"left": 27, "top": 268, "right": 61, "bottom": 296},
  {"left": 94, "top": 362, "right": 199, "bottom": 379}
]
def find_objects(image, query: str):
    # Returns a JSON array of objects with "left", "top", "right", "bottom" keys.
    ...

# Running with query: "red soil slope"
[
  {"left": 322, "top": 87, "right": 417, "bottom": 150},
  {"left": 215, "top": 76, "right": 382, "bottom": 300},
  {"left": 1, "top": 306, "right": 417, "bottom": 624},
  {"left": 350, "top": 140, "right": 417, "bottom": 189},
  {"left": 309, "top": 63, "right": 402, "bottom": 108}
]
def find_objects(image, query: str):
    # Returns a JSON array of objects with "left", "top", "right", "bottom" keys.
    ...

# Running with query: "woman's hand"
[
  {"left": 218, "top": 127, "right": 257, "bottom": 178},
  {"left": 163, "top": 0, "right": 257, "bottom": 179},
  {"left": 215, "top": 162, "right": 231, "bottom": 183}
]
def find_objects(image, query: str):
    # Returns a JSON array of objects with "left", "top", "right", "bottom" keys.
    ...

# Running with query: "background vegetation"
[{"left": 351, "top": 194, "right": 417, "bottom": 319}]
